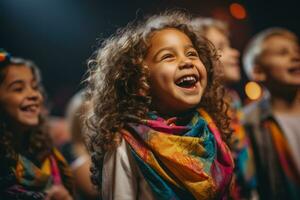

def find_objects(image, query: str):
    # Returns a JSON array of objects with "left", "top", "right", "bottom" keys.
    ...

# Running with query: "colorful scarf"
[
  {"left": 122, "top": 109, "right": 234, "bottom": 200},
  {"left": 264, "top": 119, "right": 300, "bottom": 198},
  {"left": 226, "top": 90, "right": 257, "bottom": 199},
  {"left": 3, "top": 148, "right": 73, "bottom": 200}
]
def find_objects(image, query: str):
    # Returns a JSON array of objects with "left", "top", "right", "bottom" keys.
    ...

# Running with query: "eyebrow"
[
  {"left": 7, "top": 78, "right": 37, "bottom": 89},
  {"left": 7, "top": 80, "right": 24, "bottom": 89},
  {"left": 152, "top": 47, "right": 173, "bottom": 59}
]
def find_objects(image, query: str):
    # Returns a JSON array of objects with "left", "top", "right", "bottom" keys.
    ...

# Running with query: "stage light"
[
  {"left": 245, "top": 81, "right": 262, "bottom": 100},
  {"left": 229, "top": 3, "right": 247, "bottom": 20}
]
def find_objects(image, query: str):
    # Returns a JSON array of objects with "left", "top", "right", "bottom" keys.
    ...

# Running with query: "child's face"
[
  {"left": 0, "top": 65, "right": 43, "bottom": 129},
  {"left": 143, "top": 28, "right": 207, "bottom": 116},
  {"left": 258, "top": 35, "right": 300, "bottom": 86},
  {"left": 205, "top": 27, "right": 240, "bottom": 84}
]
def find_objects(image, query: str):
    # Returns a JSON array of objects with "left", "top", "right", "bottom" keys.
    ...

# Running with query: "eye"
[
  {"left": 276, "top": 48, "right": 289, "bottom": 56},
  {"left": 161, "top": 53, "right": 174, "bottom": 60},
  {"left": 12, "top": 86, "right": 24, "bottom": 93},
  {"left": 187, "top": 50, "right": 199, "bottom": 57}
]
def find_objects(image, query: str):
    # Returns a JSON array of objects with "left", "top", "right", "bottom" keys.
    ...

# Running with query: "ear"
[{"left": 252, "top": 64, "right": 266, "bottom": 82}]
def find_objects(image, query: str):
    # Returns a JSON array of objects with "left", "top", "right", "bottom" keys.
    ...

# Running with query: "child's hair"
[
  {"left": 65, "top": 90, "right": 90, "bottom": 145},
  {"left": 85, "top": 10, "right": 231, "bottom": 186},
  {"left": 190, "top": 17, "right": 229, "bottom": 38},
  {"left": 243, "top": 27, "right": 298, "bottom": 80},
  {"left": 0, "top": 52, "right": 52, "bottom": 169}
]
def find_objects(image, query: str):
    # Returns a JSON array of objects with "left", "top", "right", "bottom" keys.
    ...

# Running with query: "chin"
[{"left": 21, "top": 119, "right": 40, "bottom": 127}]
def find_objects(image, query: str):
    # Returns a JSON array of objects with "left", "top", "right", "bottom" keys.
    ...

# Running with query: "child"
[
  {"left": 190, "top": 18, "right": 240, "bottom": 85},
  {"left": 85, "top": 11, "right": 234, "bottom": 200},
  {"left": 0, "top": 50, "right": 73, "bottom": 200},
  {"left": 191, "top": 18, "right": 257, "bottom": 199},
  {"left": 242, "top": 28, "right": 300, "bottom": 199},
  {"left": 64, "top": 90, "right": 99, "bottom": 200}
]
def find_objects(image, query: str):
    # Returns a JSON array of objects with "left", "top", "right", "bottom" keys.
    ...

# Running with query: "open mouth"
[
  {"left": 20, "top": 104, "right": 40, "bottom": 114},
  {"left": 288, "top": 66, "right": 300, "bottom": 74},
  {"left": 175, "top": 75, "right": 199, "bottom": 88}
]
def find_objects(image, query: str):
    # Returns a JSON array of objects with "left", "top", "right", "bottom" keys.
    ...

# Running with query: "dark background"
[{"left": 1, "top": 0, "right": 299, "bottom": 116}]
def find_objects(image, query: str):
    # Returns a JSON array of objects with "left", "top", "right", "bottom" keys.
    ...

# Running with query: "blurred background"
[{"left": 1, "top": 0, "right": 299, "bottom": 116}]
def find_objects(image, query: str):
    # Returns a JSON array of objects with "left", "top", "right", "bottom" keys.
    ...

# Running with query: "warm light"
[
  {"left": 245, "top": 81, "right": 262, "bottom": 100},
  {"left": 229, "top": 3, "right": 247, "bottom": 20},
  {"left": 0, "top": 54, "right": 5, "bottom": 62}
]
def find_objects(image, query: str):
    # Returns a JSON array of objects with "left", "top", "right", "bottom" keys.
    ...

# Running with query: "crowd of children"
[{"left": 1, "top": 9, "right": 299, "bottom": 200}]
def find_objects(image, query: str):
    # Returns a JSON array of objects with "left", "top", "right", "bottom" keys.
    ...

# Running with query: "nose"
[
  {"left": 291, "top": 49, "right": 300, "bottom": 62},
  {"left": 178, "top": 57, "right": 194, "bottom": 70},
  {"left": 27, "top": 88, "right": 41, "bottom": 101}
]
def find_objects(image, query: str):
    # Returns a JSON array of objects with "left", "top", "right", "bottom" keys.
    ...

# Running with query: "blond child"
[{"left": 243, "top": 28, "right": 300, "bottom": 199}]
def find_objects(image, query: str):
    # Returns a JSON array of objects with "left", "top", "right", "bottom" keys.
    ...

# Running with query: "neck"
[
  {"left": 270, "top": 87, "right": 300, "bottom": 115},
  {"left": 153, "top": 106, "right": 195, "bottom": 119}
]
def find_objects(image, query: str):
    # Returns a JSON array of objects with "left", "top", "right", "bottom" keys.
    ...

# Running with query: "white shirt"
[
  {"left": 274, "top": 114, "right": 300, "bottom": 174},
  {"left": 102, "top": 138, "right": 155, "bottom": 200}
]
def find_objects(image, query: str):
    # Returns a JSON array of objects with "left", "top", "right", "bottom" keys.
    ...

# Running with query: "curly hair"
[
  {"left": 85, "top": 10, "right": 231, "bottom": 186},
  {"left": 0, "top": 57, "right": 52, "bottom": 172}
]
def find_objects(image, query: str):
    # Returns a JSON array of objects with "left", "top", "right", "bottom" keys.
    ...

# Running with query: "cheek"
[
  {"left": 264, "top": 61, "right": 285, "bottom": 74},
  {"left": 2, "top": 102, "right": 19, "bottom": 118},
  {"left": 150, "top": 67, "right": 174, "bottom": 85},
  {"left": 198, "top": 64, "right": 208, "bottom": 81},
  {"left": 220, "top": 52, "right": 234, "bottom": 65},
  {"left": 219, "top": 52, "right": 227, "bottom": 63},
  {"left": 150, "top": 74, "right": 170, "bottom": 94},
  {"left": 269, "top": 68, "right": 286, "bottom": 79},
  {"left": 38, "top": 93, "right": 44, "bottom": 103},
  {"left": 262, "top": 56, "right": 287, "bottom": 69},
  {"left": 202, "top": 78, "right": 208, "bottom": 92},
  {"left": 1, "top": 96, "right": 21, "bottom": 112}
]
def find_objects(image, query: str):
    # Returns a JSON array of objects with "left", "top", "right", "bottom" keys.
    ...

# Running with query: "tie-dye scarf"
[
  {"left": 122, "top": 109, "right": 234, "bottom": 200},
  {"left": 2, "top": 148, "right": 73, "bottom": 200}
]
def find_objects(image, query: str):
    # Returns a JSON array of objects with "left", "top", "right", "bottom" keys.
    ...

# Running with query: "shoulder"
[
  {"left": 103, "top": 137, "right": 136, "bottom": 172},
  {"left": 102, "top": 137, "right": 143, "bottom": 199}
]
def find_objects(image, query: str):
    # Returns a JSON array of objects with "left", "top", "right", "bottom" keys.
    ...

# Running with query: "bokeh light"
[
  {"left": 245, "top": 81, "right": 262, "bottom": 100},
  {"left": 229, "top": 3, "right": 247, "bottom": 19}
]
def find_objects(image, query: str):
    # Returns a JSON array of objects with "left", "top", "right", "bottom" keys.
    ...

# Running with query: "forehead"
[
  {"left": 206, "top": 27, "right": 227, "bottom": 39},
  {"left": 262, "top": 34, "right": 298, "bottom": 51},
  {"left": 2, "top": 65, "right": 34, "bottom": 83},
  {"left": 204, "top": 27, "right": 229, "bottom": 46},
  {"left": 149, "top": 28, "right": 193, "bottom": 46}
]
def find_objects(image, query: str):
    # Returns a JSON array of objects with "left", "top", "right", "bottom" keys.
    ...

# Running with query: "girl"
[
  {"left": 85, "top": 11, "right": 234, "bottom": 200},
  {"left": 0, "top": 50, "right": 73, "bottom": 200}
]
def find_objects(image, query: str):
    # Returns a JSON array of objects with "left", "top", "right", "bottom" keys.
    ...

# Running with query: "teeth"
[
  {"left": 177, "top": 76, "right": 196, "bottom": 84},
  {"left": 289, "top": 67, "right": 300, "bottom": 73},
  {"left": 22, "top": 105, "right": 38, "bottom": 112}
]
